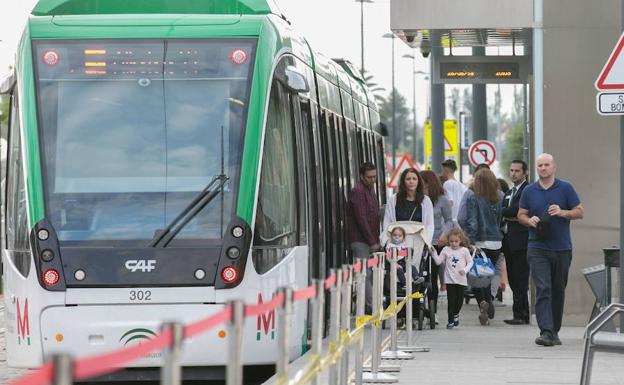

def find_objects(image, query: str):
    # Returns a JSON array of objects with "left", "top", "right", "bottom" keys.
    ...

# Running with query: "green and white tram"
[{"left": 0, "top": 0, "right": 387, "bottom": 378}]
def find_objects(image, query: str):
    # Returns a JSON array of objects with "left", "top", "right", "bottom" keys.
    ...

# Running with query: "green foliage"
[
  {"left": 378, "top": 89, "right": 415, "bottom": 155},
  {"left": 361, "top": 69, "right": 386, "bottom": 105},
  {"left": 500, "top": 122, "right": 525, "bottom": 175},
  {"left": 0, "top": 96, "right": 8, "bottom": 139}
]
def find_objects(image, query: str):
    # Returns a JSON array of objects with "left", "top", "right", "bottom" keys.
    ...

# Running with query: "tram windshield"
[{"left": 33, "top": 39, "right": 256, "bottom": 243}]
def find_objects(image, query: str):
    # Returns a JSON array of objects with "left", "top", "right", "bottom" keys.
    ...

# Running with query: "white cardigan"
[{"left": 381, "top": 194, "right": 435, "bottom": 246}]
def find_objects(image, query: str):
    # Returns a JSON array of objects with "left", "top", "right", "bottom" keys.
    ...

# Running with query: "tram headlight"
[
  {"left": 43, "top": 269, "right": 60, "bottom": 286},
  {"left": 221, "top": 266, "right": 238, "bottom": 284},
  {"left": 194, "top": 269, "right": 206, "bottom": 280},
  {"left": 41, "top": 249, "right": 54, "bottom": 262},
  {"left": 226, "top": 247, "right": 240, "bottom": 260},
  {"left": 231, "top": 226, "right": 244, "bottom": 238},
  {"left": 74, "top": 269, "right": 86, "bottom": 281},
  {"left": 37, "top": 229, "right": 49, "bottom": 241}
]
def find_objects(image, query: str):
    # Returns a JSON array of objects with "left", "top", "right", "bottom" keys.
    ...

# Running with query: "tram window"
[
  {"left": 33, "top": 39, "right": 256, "bottom": 242},
  {"left": 6, "top": 93, "right": 28, "bottom": 250},
  {"left": 253, "top": 77, "right": 299, "bottom": 274},
  {"left": 347, "top": 125, "right": 359, "bottom": 189}
]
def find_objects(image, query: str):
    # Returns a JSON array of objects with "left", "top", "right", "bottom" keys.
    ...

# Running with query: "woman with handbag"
[{"left": 464, "top": 169, "right": 504, "bottom": 326}]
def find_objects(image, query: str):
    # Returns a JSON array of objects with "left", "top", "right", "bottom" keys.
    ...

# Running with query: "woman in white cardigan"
[{"left": 381, "top": 168, "right": 435, "bottom": 246}]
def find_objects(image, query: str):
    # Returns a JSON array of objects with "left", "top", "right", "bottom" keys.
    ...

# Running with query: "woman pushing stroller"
[{"left": 381, "top": 168, "right": 435, "bottom": 325}]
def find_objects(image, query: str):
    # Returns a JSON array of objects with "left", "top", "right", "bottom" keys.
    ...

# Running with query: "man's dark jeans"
[{"left": 527, "top": 248, "right": 572, "bottom": 337}]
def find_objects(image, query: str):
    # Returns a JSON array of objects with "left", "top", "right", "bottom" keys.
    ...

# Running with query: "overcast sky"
[{"left": 0, "top": 0, "right": 516, "bottom": 125}]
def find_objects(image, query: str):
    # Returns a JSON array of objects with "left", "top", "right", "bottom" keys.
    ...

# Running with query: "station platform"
[
  {"left": 264, "top": 292, "right": 624, "bottom": 385},
  {"left": 361, "top": 293, "right": 624, "bottom": 385}
]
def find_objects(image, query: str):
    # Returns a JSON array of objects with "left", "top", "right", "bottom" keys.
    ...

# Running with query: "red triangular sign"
[{"left": 596, "top": 32, "right": 624, "bottom": 90}]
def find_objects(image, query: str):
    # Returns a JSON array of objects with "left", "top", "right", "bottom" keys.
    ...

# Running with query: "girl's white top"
[{"left": 432, "top": 246, "right": 474, "bottom": 286}]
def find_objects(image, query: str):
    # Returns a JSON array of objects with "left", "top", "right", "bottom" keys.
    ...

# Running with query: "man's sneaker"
[
  {"left": 535, "top": 334, "right": 555, "bottom": 347},
  {"left": 453, "top": 315, "right": 459, "bottom": 327},
  {"left": 446, "top": 322, "right": 454, "bottom": 329},
  {"left": 553, "top": 334, "right": 562, "bottom": 345},
  {"left": 479, "top": 301, "right": 490, "bottom": 325}
]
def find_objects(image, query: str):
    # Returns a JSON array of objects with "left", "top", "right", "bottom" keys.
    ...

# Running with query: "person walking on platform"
[
  {"left": 502, "top": 160, "right": 530, "bottom": 325},
  {"left": 441, "top": 159, "right": 467, "bottom": 223},
  {"left": 420, "top": 170, "right": 454, "bottom": 315},
  {"left": 464, "top": 169, "right": 504, "bottom": 326},
  {"left": 348, "top": 162, "right": 380, "bottom": 311},
  {"left": 432, "top": 227, "right": 473, "bottom": 329},
  {"left": 518, "top": 153, "right": 583, "bottom": 346}
]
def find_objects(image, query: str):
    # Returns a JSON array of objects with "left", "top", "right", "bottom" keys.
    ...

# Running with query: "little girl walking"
[{"left": 433, "top": 227, "right": 473, "bottom": 329}]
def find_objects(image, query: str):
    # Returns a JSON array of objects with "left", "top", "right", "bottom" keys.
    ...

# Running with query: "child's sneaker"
[
  {"left": 453, "top": 315, "right": 459, "bottom": 327},
  {"left": 446, "top": 322, "right": 454, "bottom": 329}
]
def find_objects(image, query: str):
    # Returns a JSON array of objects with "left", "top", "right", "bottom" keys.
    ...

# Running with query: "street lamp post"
[
  {"left": 402, "top": 53, "right": 418, "bottom": 166},
  {"left": 355, "top": 0, "right": 374, "bottom": 73},
  {"left": 382, "top": 33, "right": 396, "bottom": 171}
]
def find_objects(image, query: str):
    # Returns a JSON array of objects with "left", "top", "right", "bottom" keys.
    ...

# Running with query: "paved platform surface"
[{"left": 386, "top": 293, "right": 624, "bottom": 385}]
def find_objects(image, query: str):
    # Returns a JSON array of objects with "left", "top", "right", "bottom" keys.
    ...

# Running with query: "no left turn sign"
[{"left": 468, "top": 140, "right": 497, "bottom": 168}]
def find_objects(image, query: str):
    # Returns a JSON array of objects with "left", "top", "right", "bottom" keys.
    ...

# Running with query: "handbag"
[{"left": 467, "top": 249, "right": 496, "bottom": 288}]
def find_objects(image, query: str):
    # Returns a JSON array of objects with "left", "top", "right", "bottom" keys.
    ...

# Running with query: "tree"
[
  {"left": 378, "top": 89, "right": 413, "bottom": 155},
  {"left": 501, "top": 122, "right": 525, "bottom": 174},
  {"left": 0, "top": 96, "right": 8, "bottom": 140},
  {"left": 448, "top": 87, "right": 461, "bottom": 117},
  {"left": 360, "top": 69, "right": 386, "bottom": 105}
]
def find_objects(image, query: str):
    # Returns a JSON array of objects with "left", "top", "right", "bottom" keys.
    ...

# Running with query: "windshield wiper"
[{"left": 150, "top": 174, "right": 229, "bottom": 248}]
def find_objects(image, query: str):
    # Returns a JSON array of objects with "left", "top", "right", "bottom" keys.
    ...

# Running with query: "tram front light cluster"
[
  {"left": 226, "top": 247, "right": 240, "bottom": 260},
  {"left": 37, "top": 229, "right": 50, "bottom": 241},
  {"left": 221, "top": 266, "right": 238, "bottom": 284},
  {"left": 74, "top": 269, "right": 86, "bottom": 281},
  {"left": 43, "top": 269, "right": 60, "bottom": 286},
  {"left": 231, "top": 226, "right": 244, "bottom": 238},
  {"left": 41, "top": 249, "right": 54, "bottom": 262}
]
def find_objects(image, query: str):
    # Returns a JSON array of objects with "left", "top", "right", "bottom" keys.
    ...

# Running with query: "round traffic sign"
[{"left": 468, "top": 140, "right": 497, "bottom": 168}]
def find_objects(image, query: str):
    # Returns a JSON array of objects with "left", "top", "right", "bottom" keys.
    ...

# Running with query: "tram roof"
[{"left": 31, "top": 0, "right": 279, "bottom": 16}]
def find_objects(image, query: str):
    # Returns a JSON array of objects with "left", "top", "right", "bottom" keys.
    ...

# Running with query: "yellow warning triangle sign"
[{"left": 444, "top": 136, "right": 453, "bottom": 152}]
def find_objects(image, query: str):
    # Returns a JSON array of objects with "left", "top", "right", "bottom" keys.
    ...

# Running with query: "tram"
[{"left": 0, "top": 0, "right": 387, "bottom": 379}]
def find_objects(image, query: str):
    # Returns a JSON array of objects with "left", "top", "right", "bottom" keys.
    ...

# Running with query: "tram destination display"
[{"left": 434, "top": 55, "right": 531, "bottom": 84}]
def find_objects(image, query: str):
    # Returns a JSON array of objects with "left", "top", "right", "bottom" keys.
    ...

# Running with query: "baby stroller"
[{"left": 382, "top": 221, "right": 436, "bottom": 330}]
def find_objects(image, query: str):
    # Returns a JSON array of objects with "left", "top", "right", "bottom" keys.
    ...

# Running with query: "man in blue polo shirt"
[{"left": 518, "top": 153, "right": 584, "bottom": 347}]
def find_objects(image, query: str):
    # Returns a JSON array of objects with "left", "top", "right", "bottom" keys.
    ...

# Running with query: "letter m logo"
[
  {"left": 16, "top": 298, "right": 30, "bottom": 346},
  {"left": 256, "top": 293, "right": 275, "bottom": 341}
]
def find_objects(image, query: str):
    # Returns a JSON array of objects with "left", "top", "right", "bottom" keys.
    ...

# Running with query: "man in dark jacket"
[
  {"left": 502, "top": 160, "right": 530, "bottom": 325},
  {"left": 348, "top": 162, "right": 380, "bottom": 310}
]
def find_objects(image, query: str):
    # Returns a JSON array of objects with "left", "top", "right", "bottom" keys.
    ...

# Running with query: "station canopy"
[{"left": 395, "top": 28, "right": 532, "bottom": 50}]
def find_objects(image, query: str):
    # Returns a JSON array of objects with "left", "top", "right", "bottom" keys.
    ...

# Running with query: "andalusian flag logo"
[{"left": 120, "top": 328, "right": 157, "bottom": 346}]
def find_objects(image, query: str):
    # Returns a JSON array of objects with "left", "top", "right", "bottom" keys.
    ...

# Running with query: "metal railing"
[{"left": 9, "top": 247, "right": 432, "bottom": 385}]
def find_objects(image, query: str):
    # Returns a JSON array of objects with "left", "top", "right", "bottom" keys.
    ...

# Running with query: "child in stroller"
[
  {"left": 382, "top": 222, "right": 433, "bottom": 330},
  {"left": 385, "top": 226, "right": 425, "bottom": 289}
]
